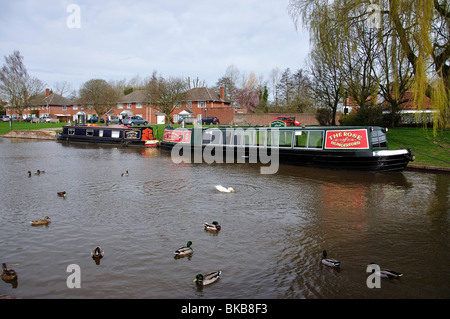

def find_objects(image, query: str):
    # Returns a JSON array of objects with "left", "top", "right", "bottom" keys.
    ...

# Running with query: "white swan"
[{"left": 215, "top": 185, "right": 234, "bottom": 193}]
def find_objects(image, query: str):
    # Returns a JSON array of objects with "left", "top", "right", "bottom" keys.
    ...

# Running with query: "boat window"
[
  {"left": 256, "top": 130, "right": 266, "bottom": 146},
  {"left": 232, "top": 129, "right": 245, "bottom": 146},
  {"left": 244, "top": 129, "right": 256, "bottom": 146},
  {"left": 308, "top": 131, "right": 323, "bottom": 149},
  {"left": 278, "top": 131, "right": 293, "bottom": 147},
  {"left": 371, "top": 129, "right": 387, "bottom": 148},
  {"left": 86, "top": 129, "right": 94, "bottom": 136},
  {"left": 111, "top": 130, "right": 120, "bottom": 138},
  {"left": 68, "top": 128, "right": 75, "bottom": 135},
  {"left": 294, "top": 131, "right": 308, "bottom": 147},
  {"left": 99, "top": 130, "right": 103, "bottom": 137}
]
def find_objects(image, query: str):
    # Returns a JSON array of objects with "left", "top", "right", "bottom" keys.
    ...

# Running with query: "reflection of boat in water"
[
  {"left": 161, "top": 126, "right": 415, "bottom": 172},
  {"left": 57, "top": 124, "right": 159, "bottom": 147}
]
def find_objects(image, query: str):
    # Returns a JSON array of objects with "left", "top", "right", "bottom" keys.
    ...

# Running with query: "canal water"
[{"left": 0, "top": 138, "right": 449, "bottom": 299}]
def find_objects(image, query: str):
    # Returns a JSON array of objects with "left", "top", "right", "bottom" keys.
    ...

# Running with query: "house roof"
[
  {"left": 119, "top": 90, "right": 149, "bottom": 103},
  {"left": 185, "top": 87, "right": 229, "bottom": 103},
  {"left": 28, "top": 93, "right": 73, "bottom": 106}
]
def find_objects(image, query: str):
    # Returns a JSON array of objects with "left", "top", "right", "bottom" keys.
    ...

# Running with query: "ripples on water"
[{"left": 0, "top": 138, "right": 449, "bottom": 299}]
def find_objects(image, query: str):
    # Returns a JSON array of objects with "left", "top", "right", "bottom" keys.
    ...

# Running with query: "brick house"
[
  {"left": 6, "top": 86, "right": 235, "bottom": 124},
  {"left": 177, "top": 87, "right": 234, "bottom": 124},
  {"left": 7, "top": 88, "right": 73, "bottom": 121}
]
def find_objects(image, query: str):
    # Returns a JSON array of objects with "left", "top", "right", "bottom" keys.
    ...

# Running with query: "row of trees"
[{"left": 288, "top": 0, "right": 449, "bottom": 130}]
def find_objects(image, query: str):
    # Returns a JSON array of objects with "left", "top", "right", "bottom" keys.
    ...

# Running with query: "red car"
[{"left": 273, "top": 116, "right": 301, "bottom": 126}]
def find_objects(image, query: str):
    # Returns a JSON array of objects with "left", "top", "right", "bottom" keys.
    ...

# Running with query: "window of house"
[
  {"left": 117, "top": 104, "right": 123, "bottom": 109},
  {"left": 136, "top": 103, "right": 142, "bottom": 109},
  {"left": 187, "top": 102, "right": 192, "bottom": 108},
  {"left": 127, "top": 103, "right": 132, "bottom": 109},
  {"left": 62, "top": 106, "right": 67, "bottom": 110},
  {"left": 73, "top": 105, "right": 78, "bottom": 110},
  {"left": 199, "top": 101, "right": 206, "bottom": 108}
]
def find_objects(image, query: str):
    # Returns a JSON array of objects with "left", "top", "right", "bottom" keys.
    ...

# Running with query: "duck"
[
  {"left": 193, "top": 271, "right": 221, "bottom": 286},
  {"left": 57, "top": 191, "right": 67, "bottom": 197},
  {"left": 204, "top": 221, "right": 221, "bottom": 231},
  {"left": 28, "top": 171, "right": 32, "bottom": 177},
  {"left": 31, "top": 216, "right": 51, "bottom": 226},
  {"left": 1, "top": 263, "right": 18, "bottom": 282},
  {"left": 37, "top": 170, "right": 45, "bottom": 174},
  {"left": 321, "top": 250, "right": 341, "bottom": 267},
  {"left": 91, "top": 246, "right": 104, "bottom": 260},
  {"left": 215, "top": 185, "right": 234, "bottom": 193},
  {"left": 369, "top": 263, "right": 403, "bottom": 279},
  {"left": 121, "top": 170, "right": 129, "bottom": 177},
  {"left": 174, "top": 241, "right": 194, "bottom": 257}
]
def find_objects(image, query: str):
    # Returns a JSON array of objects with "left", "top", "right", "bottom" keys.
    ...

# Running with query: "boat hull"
[{"left": 161, "top": 142, "right": 412, "bottom": 172}]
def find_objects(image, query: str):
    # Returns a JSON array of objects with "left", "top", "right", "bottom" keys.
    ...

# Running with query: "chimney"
[
  {"left": 220, "top": 86, "right": 225, "bottom": 100},
  {"left": 45, "top": 88, "right": 50, "bottom": 97}
]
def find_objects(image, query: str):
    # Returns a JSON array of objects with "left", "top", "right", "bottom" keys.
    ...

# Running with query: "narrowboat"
[
  {"left": 56, "top": 124, "right": 159, "bottom": 147},
  {"left": 160, "top": 126, "right": 415, "bottom": 172}
]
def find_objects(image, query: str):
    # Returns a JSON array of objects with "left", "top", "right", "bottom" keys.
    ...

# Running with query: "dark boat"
[
  {"left": 56, "top": 124, "right": 159, "bottom": 147},
  {"left": 160, "top": 126, "right": 415, "bottom": 172}
]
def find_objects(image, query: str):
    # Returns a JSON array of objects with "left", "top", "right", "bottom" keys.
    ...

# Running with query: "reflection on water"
[{"left": 0, "top": 138, "right": 449, "bottom": 299}]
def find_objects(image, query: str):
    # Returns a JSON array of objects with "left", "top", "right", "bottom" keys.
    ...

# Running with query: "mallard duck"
[
  {"left": 121, "top": 170, "right": 129, "bottom": 177},
  {"left": 215, "top": 185, "right": 234, "bottom": 193},
  {"left": 57, "top": 191, "right": 67, "bottom": 197},
  {"left": 193, "top": 271, "right": 221, "bottom": 286},
  {"left": 205, "top": 221, "right": 221, "bottom": 231},
  {"left": 174, "top": 241, "right": 193, "bottom": 257},
  {"left": 91, "top": 246, "right": 104, "bottom": 259},
  {"left": 1, "top": 263, "right": 17, "bottom": 282},
  {"left": 28, "top": 171, "right": 32, "bottom": 177},
  {"left": 369, "top": 263, "right": 403, "bottom": 279},
  {"left": 37, "top": 170, "right": 45, "bottom": 174},
  {"left": 321, "top": 250, "right": 341, "bottom": 267},
  {"left": 31, "top": 216, "right": 51, "bottom": 226}
]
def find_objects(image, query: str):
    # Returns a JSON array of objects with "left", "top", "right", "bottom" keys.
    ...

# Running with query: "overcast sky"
[{"left": 0, "top": 0, "right": 309, "bottom": 92}]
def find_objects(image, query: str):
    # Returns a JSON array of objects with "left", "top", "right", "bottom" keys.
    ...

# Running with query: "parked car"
[
  {"left": 87, "top": 116, "right": 105, "bottom": 123},
  {"left": 1, "top": 115, "right": 10, "bottom": 122},
  {"left": 109, "top": 116, "right": 122, "bottom": 124},
  {"left": 202, "top": 117, "right": 220, "bottom": 125},
  {"left": 123, "top": 116, "right": 148, "bottom": 126},
  {"left": 24, "top": 116, "right": 39, "bottom": 123},
  {"left": 273, "top": 116, "right": 301, "bottom": 126},
  {"left": 178, "top": 116, "right": 196, "bottom": 124},
  {"left": 39, "top": 116, "right": 53, "bottom": 123}
]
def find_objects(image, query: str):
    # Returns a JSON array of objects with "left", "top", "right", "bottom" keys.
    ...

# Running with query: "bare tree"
[
  {"left": 79, "top": 79, "right": 121, "bottom": 120},
  {"left": 145, "top": 73, "right": 188, "bottom": 124},
  {"left": 0, "top": 50, "right": 45, "bottom": 122}
]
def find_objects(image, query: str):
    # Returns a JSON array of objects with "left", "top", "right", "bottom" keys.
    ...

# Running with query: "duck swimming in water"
[
  {"left": 174, "top": 241, "right": 193, "bottom": 257},
  {"left": 57, "top": 191, "right": 67, "bottom": 197},
  {"left": 204, "top": 221, "right": 221, "bottom": 231},
  {"left": 193, "top": 271, "right": 221, "bottom": 286},
  {"left": 121, "top": 171, "right": 129, "bottom": 177},
  {"left": 31, "top": 216, "right": 51, "bottom": 226},
  {"left": 215, "top": 185, "right": 234, "bottom": 193},
  {"left": 1, "top": 263, "right": 18, "bottom": 282},
  {"left": 91, "top": 246, "right": 104, "bottom": 259},
  {"left": 321, "top": 250, "right": 341, "bottom": 267},
  {"left": 369, "top": 263, "right": 403, "bottom": 279}
]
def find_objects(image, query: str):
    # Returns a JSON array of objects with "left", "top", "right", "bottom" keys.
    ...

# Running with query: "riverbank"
[{"left": 1, "top": 122, "right": 448, "bottom": 171}]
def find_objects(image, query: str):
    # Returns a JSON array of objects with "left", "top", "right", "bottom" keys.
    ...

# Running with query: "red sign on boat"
[{"left": 325, "top": 129, "right": 369, "bottom": 149}]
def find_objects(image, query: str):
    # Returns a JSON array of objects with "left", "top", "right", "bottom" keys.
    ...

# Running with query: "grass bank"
[
  {"left": 387, "top": 127, "right": 450, "bottom": 168},
  {"left": 1, "top": 122, "right": 448, "bottom": 168}
]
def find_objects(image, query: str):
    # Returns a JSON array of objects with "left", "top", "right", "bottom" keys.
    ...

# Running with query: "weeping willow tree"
[{"left": 289, "top": 0, "right": 449, "bottom": 133}]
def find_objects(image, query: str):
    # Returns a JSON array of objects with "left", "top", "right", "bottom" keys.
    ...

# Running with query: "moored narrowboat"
[
  {"left": 56, "top": 124, "right": 159, "bottom": 147},
  {"left": 160, "top": 126, "right": 415, "bottom": 172}
]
